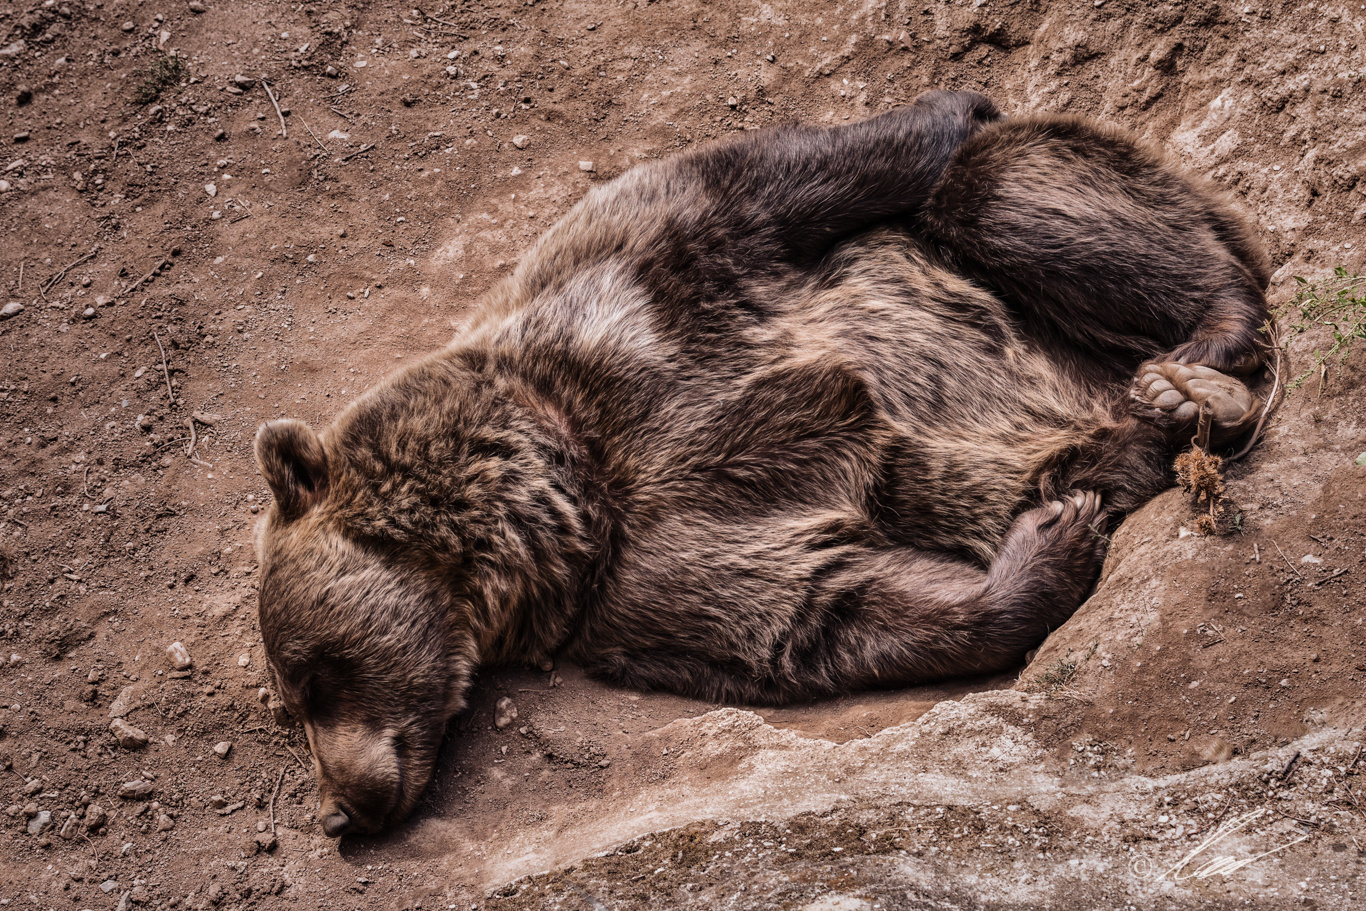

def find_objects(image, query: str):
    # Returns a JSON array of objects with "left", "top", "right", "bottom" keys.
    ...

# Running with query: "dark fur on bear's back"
[{"left": 253, "top": 91, "right": 1269, "bottom": 837}]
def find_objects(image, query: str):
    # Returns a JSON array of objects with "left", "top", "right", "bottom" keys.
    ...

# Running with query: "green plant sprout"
[{"left": 1272, "top": 267, "right": 1366, "bottom": 390}]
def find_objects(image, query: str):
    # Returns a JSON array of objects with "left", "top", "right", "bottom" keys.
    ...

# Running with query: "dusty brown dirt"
[{"left": 3, "top": 0, "right": 1366, "bottom": 908}]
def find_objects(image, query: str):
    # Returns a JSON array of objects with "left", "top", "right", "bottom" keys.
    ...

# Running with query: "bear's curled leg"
[
  {"left": 780, "top": 492, "right": 1108, "bottom": 697},
  {"left": 1129, "top": 361, "right": 1261, "bottom": 449}
]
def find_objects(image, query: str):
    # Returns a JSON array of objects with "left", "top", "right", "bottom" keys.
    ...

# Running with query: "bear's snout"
[
  {"left": 310, "top": 724, "right": 405, "bottom": 837},
  {"left": 320, "top": 806, "right": 353, "bottom": 838}
]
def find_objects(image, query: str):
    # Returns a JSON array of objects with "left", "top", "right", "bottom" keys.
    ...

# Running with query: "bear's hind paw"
[{"left": 1130, "top": 361, "right": 1260, "bottom": 448}]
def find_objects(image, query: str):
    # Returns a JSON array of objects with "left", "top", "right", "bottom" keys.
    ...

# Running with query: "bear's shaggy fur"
[{"left": 253, "top": 91, "right": 1268, "bottom": 837}]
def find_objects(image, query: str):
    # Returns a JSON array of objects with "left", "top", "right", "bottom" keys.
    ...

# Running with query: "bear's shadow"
[{"left": 338, "top": 661, "right": 1015, "bottom": 863}]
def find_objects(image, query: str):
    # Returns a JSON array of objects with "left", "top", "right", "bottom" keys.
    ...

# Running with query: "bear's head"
[{"left": 253, "top": 419, "right": 478, "bottom": 838}]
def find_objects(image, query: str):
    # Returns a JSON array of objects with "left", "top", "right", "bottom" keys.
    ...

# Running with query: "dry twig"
[
  {"left": 123, "top": 258, "right": 167, "bottom": 296},
  {"left": 261, "top": 78, "right": 288, "bottom": 138},
  {"left": 297, "top": 114, "right": 331, "bottom": 155},
  {"left": 338, "top": 143, "right": 376, "bottom": 163},
  {"left": 41, "top": 247, "right": 99, "bottom": 296},
  {"left": 269, "top": 766, "right": 287, "bottom": 835},
  {"left": 1230, "top": 333, "right": 1285, "bottom": 461},
  {"left": 1310, "top": 568, "right": 1348, "bottom": 588},
  {"left": 284, "top": 744, "right": 310, "bottom": 771},
  {"left": 1280, "top": 750, "right": 1302, "bottom": 781},
  {"left": 416, "top": 6, "right": 464, "bottom": 29},
  {"left": 151, "top": 328, "right": 176, "bottom": 406},
  {"left": 1272, "top": 540, "right": 1301, "bottom": 577}
]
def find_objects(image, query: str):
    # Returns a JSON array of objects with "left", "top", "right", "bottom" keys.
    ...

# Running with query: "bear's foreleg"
[{"left": 768, "top": 491, "right": 1109, "bottom": 700}]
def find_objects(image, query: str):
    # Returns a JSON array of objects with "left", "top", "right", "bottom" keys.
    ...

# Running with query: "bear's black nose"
[{"left": 321, "top": 810, "right": 351, "bottom": 838}]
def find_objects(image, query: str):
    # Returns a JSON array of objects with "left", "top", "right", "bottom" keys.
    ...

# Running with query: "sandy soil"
[{"left": 2, "top": 0, "right": 1366, "bottom": 908}]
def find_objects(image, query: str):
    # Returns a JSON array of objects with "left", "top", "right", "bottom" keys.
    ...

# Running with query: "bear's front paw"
[{"left": 985, "top": 490, "right": 1109, "bottom": 614}]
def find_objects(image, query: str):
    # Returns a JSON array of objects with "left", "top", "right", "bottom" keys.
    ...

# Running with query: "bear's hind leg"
[{"left": 924, "top": 115, "right": 1271, "bottom": 378}]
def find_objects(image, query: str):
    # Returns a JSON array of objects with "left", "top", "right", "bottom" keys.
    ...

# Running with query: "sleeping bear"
[{"left": 252, "top": 90, "right": 1268, "bottom": 837}]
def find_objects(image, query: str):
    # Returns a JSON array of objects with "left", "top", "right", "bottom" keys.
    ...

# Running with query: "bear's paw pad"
[{"left": 1131, "top": 361, "right": 1260, "bottom": 439}]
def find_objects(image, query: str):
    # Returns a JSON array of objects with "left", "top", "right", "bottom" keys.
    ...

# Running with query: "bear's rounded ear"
[{"left": 255, "top": 420, "right": 329, "bottom": 519}]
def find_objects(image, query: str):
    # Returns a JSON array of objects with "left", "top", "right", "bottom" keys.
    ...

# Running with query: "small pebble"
[
  {"left": 512, "top": 134, "right": 529, "bottom": 149},
  {"left": 188, "top": 0, "right": 206, "bottom": 11},
  {"left": 166, "top": 641, "right": 192, "bottom": 670},
  {"left": 100, "top": 880, "right": 119, "bottom": 894},
  {"left": 121, "top": 20, "right": 135, "bottom": 31},
  {"left": 27, "top": 809, "right": 51, "bottom": 835},
  {"left": 13, "top": 131, "right": 29, "bottom": 143},
  {"left": 205, "top": 182, "right": 217, "bottom": 197},
  {"left": 212, "top": 741, "right": 233, "bottom": 759},
  {"left": 82, "top": 307, "right": 97, "bottom": 319},
  {"left": 117, "top": 779, "right": 154, "bottom": 800},
  {"left": 84, "top": 804, "right": 107, "bottom": 830},
  {"left": 110, "top": 718, "right": 149, "bottom": 750},
  {"left": 494, "top": 696, "right": 518, "bottom": 729},
  {"left": 1, "top": 302, "right": 25, "bottom": 319},
  {"left": 578, "top": 160, "right": 595, "bottom": 172}
]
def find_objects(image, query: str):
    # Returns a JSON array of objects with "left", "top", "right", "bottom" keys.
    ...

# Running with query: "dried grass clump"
[{"left": 1175, "top": 446, "right": 1227, "bottom": 535}]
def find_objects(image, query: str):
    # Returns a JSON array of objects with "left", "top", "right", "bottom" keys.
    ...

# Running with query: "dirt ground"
[{"left": 2, "top": 0, "right": 1366, "bottom": 908}]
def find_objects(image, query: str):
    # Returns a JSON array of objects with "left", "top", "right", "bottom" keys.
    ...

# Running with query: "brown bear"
[{"left": 253, "top": 90, "right": 1268, "bottom": 838}]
